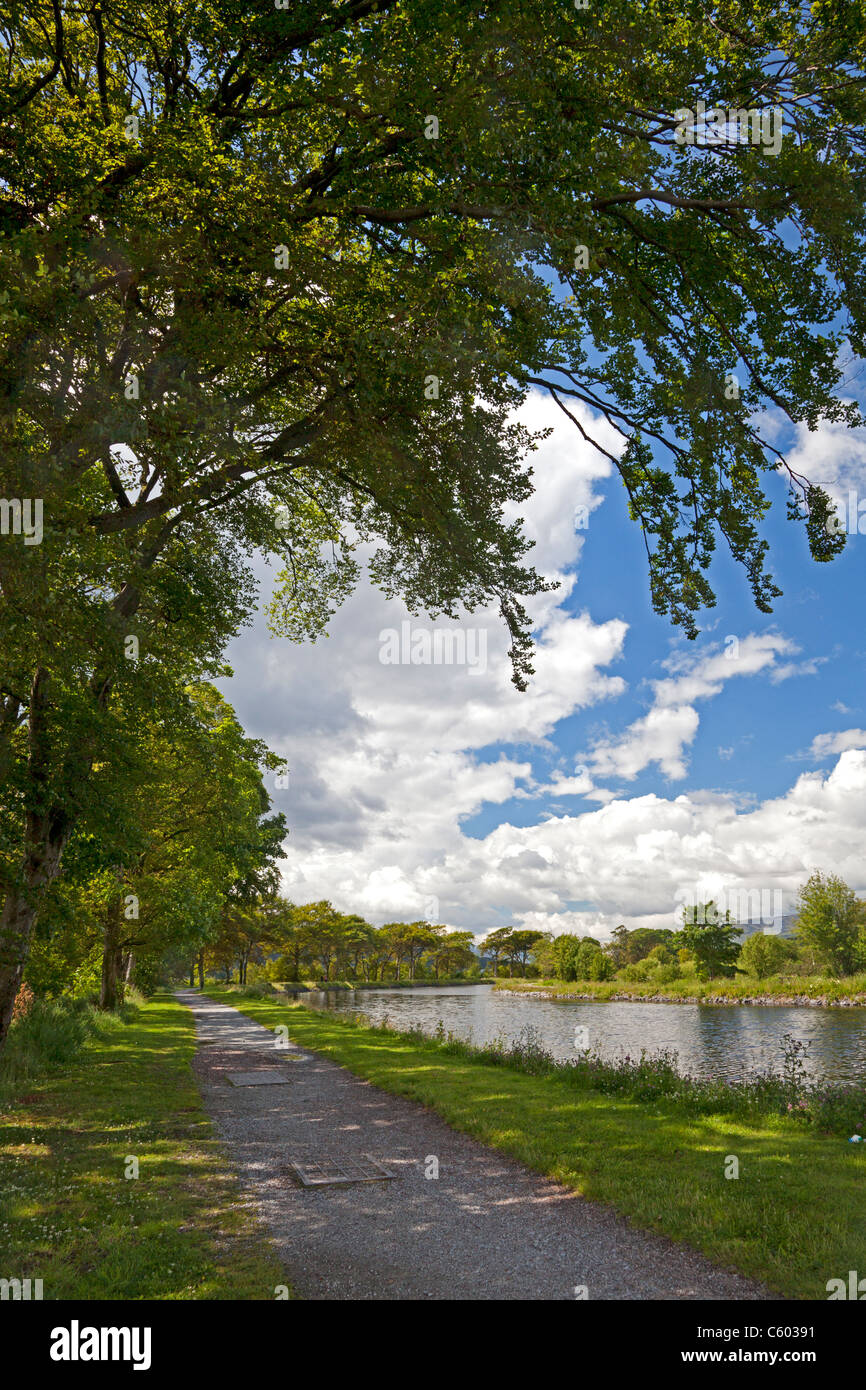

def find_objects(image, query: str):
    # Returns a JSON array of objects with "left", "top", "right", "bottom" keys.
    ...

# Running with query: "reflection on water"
[{"left": 300, "top": 983, "right": 866, "bottom": 1083}]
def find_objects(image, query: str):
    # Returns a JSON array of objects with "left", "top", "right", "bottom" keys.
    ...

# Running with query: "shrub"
[
  {"left": 234, "top": 981, "right": 277, "bottom": 999},
  {"left": 620, "top": 959, "right": 653, "bottom": 982},
  {"left": 588, "top": 951, "right": 615, "bottom": 981},
  {"left": 0, "top": 996, "right": 117, "bottom": 1101},
  {"left": 739, "top": 932, "right": 793, "bottom": 980},
  {"left": 12, "top": 982, "right": 35, "bottom": 1023},
  {"left": 654, "top": 962, "right": 681, "bottom": 984}
]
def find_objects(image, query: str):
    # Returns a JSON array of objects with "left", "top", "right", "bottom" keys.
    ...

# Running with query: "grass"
[
  {"left": 0, "top": 993, "right": 289, "bottom": 1299},
  {"left": 206, "top": 986, "right": 866, "bottom": 1300},
  {"left": 494, "top": 972, "right": 866, "bottom": 1003},
  {"left": 242, "top": 977, "right": 483, "bottom": 992}
]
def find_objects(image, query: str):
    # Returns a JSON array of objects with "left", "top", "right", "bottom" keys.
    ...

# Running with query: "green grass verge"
[
  {"left": 0, "top": 993, "right": 289, "bottom": 1299},
  {"left": 493, "top": 974, "right": 866, "bottom": 1003},
  {"left": 206, "top": 986, "right": 866, "bottom": 1300}
]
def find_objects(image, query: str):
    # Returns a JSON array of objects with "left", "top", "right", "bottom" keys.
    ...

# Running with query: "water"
[{"left": 299, "top": 983, "right": 866, "bottom": 1083}]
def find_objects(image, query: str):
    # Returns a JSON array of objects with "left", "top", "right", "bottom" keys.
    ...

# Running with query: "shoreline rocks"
[{"left": 496, "top": 988, "right": 866, "bottom": 1009}]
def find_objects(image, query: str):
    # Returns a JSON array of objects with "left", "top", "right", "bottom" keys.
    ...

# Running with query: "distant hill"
[{"left": 738, "top": 914, "right": 798, "bottom": 939}]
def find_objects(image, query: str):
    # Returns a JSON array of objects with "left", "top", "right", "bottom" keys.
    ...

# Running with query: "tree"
[
  {"left": 588, "top": 952, "right": 615, "bottom": 982},
  {"left": 677, "top": 903, "right": 742, "bottom": 980},
  {"left": 794, "top": 873, "right": 864, "bottom": 978},
  {"left": 506, "top": 930, "right": 546, "bottom": 977},
  {"left": 575, "top": 938, "right": 604, "bottom": 980},
  {"left": 423, "top": 929, "right": 472, "bottom": 980},
  {"left": 480, "top": 928, "right": 514, "bottom": 979},
  {"left": 291, "top": 902, "right": 346, "bottom": 982},
  {"left": 551, "top": 933, "right": 582, "bottom": 981},
  {"left": 4, "top": 2, "right": 866, "bottom": 1043},
  {"left": 382, "top": 921, "right": 439, "bottom": 982},
  {"left": 624, "top": 928, "right": 676, "bottom": 965},
  {"left": 604, "top": 926, "right": 631, "bottom": 970},
  {"left": 338, "top": 914, "right": 377, "bottom": 981},
  {"left": 738, "top": 931, "right": 793, "bottom": 981},
  {"left": 21, "top": 682, "right": 285, "bottom": 1007}
]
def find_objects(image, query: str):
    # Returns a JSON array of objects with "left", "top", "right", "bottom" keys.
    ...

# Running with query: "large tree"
[
  {"left": 2, "top": 0, "right": 866, "bottom": 1041},
  {"left": 794, "top": 872, "right": 865, "bottom": 977}
]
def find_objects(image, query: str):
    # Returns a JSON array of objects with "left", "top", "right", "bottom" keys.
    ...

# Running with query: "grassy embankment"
[
  {"left": 206, "top": 986, "right": 866, "bottom": 1299},
  {"left": 262, "top": 977, "right": 481, "bottom": 992},
  {"left": 493, "top": 973, "right": 866, "bottom": 1004},
  {"left": 0, "top": 993, "right": 287, "bottom": 1299}
]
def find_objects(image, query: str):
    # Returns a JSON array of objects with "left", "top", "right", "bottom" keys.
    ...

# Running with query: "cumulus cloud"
[
  {"left": 810, "top": 729, "right": 866, "bottom": 759},
  {"left": 584, "top": 632, "right": 808, "bottom": 783},
  {"left": 410, "top": 751, "right": 866, "bottom": 939}
]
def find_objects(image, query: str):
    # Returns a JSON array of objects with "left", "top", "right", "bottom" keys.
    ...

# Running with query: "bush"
[
  {"left": 620, "top": 959, "right": 653, "bottom": 982},
  {"left": 0, "top": 996, "right": 107, "bottom": 1100},
  {"left": 739, "top": 932, "right": 793, "bottom": 980},
  {"left": 588, "top": 952, "right": 615, "bottom": 981},
  {"left": 654, "top": 962, "right": 681, "bottom": 984},
  {"left": 12, "top": 982, "right": 35, "bottom": 1023},
  {"left": 0, "top": 990, "right": 148, "bottom": 1101}
]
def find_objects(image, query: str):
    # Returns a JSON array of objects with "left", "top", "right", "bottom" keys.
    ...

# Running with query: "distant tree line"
[
  {"left": 512, "top": 873, "right": 866, "bottom": 985},
  {"left": 200, "top": 902, "right": 478, "bottom": 986}
]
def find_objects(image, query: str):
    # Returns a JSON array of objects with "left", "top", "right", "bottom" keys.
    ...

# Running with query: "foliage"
[
  {"left": 794, "top": 872, "right": 865, "bottom": 977},
  {"left": 0, "top": 995, "right": 107, "bottom": 1100},
  {"left": 739, "top": 931, "right": 794, "bottom": 980},
  {"left": 677, "top": 902, "right": 742, "bottom": 979}
]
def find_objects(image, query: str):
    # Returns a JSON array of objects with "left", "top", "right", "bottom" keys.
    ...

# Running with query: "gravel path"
[{"left": 179, "top": 990, "right": 773, "bottom": 1301}]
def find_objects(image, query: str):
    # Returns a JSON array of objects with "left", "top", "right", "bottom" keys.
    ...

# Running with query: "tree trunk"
[
  {"left": 100, "top": 899, "right": 125, "bottom": 1011},
  {"left": 99, "top": 871, "right": 127, "bottom": 1012},
  {"left": 100, "top": 939, "right": 124, "bottom": 1011},
  {"left": 197, "top": 951, "right": 204, "bottom": 989},
  {"left": 124, "top": 952, "right": 134, "bottom": 983},
  {"left": 0, "top": 837, "right": 70, "bottom": 1045},
  {"left": 0, "top": 888, "right": 39, "bottom": 1044},
  {"left": 189, "top": 963, "right": 196, "bottom": 987},
  {"left": 0, "top": 670, "right": 80, "bottom": 1049}
]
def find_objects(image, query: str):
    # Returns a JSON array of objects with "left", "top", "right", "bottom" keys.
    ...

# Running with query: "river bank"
[
  {"left": 493, "top": 979, "right": 866, "bottom": 1008},
  {"left": 268, "top": 977, "right": 483, "bottom": 994}
]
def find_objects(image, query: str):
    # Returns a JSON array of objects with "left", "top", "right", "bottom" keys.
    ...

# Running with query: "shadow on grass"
[{"left": 0, "top": 995, "right": 286, "bottom": 1300}]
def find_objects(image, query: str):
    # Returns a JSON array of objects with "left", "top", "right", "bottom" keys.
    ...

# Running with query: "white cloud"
[
  {"left": 584, "top": 632, "right": 805, "bottom": 783},
  {"left": 810, "top": 728, "right": 866, "bottom": 759}
]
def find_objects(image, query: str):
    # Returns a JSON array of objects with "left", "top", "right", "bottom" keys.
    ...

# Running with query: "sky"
[{"left": 218, "top": 387, "right": 866, "bottom": 943}]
